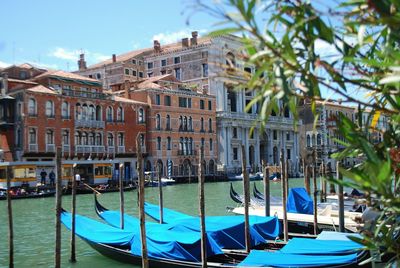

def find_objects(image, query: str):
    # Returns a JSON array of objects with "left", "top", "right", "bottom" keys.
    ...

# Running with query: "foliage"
[{"left": 193, "top": 0, "right": 400, "bottom": 264}]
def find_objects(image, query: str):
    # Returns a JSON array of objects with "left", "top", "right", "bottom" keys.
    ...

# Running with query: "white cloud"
[
  {"left": 0, "top": 60, "right": 11, "bottom": 68},
  {"left": 151, "top": 29, "right": 207, "bottom": 44},
  {"left": 49, "top": 47, "right": 110, "bottom": 64}
]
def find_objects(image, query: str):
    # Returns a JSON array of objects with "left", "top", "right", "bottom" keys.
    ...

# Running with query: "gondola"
[
  {"left": 229, "top": 183, "right": 264, "bottom": 206},
  {"left": 0, "top": 189, "right": 56, "bottom": 200},
  {"left": 63, "top": 184, "right": 136, "bottom": 195}
]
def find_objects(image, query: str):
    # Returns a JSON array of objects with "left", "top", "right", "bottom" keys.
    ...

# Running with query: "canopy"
[
  {"left": 280, "top": 237, "right": 364, "bottom": 255},
  {"left": 61, "top": 211, "right": 223, "bottom": 262},
  {"left": 239, "top": 250, "right": 358, "bottom": 267},
  {"left": 286, "top": 188, "right": 314, "bottom": 214}
]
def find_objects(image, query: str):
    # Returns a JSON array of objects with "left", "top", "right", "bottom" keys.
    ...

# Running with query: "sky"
[{"left": 0, "top": 0, "right": 218, "bottom": 71}]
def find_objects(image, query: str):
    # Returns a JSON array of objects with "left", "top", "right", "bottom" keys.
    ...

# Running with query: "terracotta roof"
[
  {"left": 87, "top": 47, "right": 153, "bottom": 69},
  {"left": 113, "top": 95, "right": 147, "bottom": 105},
  {"left": 151, "top": 36, "right": 213, "bottom": 55},
  {"left": 7, "top": 78, "right": 38, "bottom": 85},
  {"left": 26, "top": 85, "right": 57, "bottom": 95},
  {"left": 32, "top": 70, "right": 101, "bottom": 84}
]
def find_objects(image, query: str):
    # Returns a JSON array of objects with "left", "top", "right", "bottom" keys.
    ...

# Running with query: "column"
[
  {"left": 226, "top": 126, "right": 231, "bottom": 171},
  {"left": 255, "top": 128, "right": 260, "bottom": 171}
]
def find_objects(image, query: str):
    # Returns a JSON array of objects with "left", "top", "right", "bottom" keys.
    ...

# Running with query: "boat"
[
  {"left": 94, "top": 195, "right": 281, "bottom": 249},
  {"left": 0, "top": 188, "right": 56, "bottom": 200},
  {"left": 227, "top": 173, "right": 261, "bottom": 181},
  {"left": 256, "top": 172, "right": 281, "bottom": 181},
  {"left": 62, "top": 208, "right": 369, "bottom": 267},
  {"left": 145, "top": 177, "right": 176, "bottom": 187},
  {"left": 62, "top": 184, "right": 136, "bottom": 195}
]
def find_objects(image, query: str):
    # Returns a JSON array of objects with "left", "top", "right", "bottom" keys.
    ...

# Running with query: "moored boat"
[{"left": 0, "top": 188, "right": 56, "bottom": 200}]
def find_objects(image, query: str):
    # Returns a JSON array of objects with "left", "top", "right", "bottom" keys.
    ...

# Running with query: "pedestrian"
[
  {"left": 75, "top": 173, "right": 81, "bottom": 186},
  {"left": 49, "top": 170, "right": 56, "bottom": 186},
  {"left": 40, "top": 169, "right": 47, "bottom": 185}
]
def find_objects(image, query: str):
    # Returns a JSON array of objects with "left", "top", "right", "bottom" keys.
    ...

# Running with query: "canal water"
[{"left": 0, "top": 179, "right": 311, "bottom": 267}]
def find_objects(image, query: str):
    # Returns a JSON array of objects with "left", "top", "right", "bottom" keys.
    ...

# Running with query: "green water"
[{"left": 0, "top": 179, "right": 309, "bottom": 268}]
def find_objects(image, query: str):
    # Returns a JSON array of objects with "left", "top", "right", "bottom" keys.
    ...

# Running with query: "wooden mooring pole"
[
  {"left": 241, "top": 145, "right": 251, "bottom": 252},
  {"left": 70, "top": 164, "right": 77, "bottom": 263},
  {"left": 280, "top": 149, "right": 288, "bottom": 242},
  {"left": 157, "top": 163, "right": 164, "bottom": 224},
  {"left": 119, "top": 163, "right": 124, "bottom": 229},
  {"left": 320, "top": 162, "right": 325, "bottom": 203},
  {"left": 6, "top": 166, "right": 14, "bottom": 268},
  {"left": 337, "top": 162, "right": 345, "bottom": 232},
  {"left": 262, "top": 160, "right": 270, "bottom": 217},
  {"left": 198, "top": 146, "right": 207, "bottom": 268},
  {"left": 312, "top": 150, "right": 318, "bottom": 235},
  {"left": 55, "top": 147, "right": 62, "bottom": 268},
  {"left": 136, "top": 137, "right": 148, "bottom": 268}
]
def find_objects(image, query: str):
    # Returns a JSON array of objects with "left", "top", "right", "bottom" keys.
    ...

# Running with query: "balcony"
[
  {"left": 178, "top": 150, "right": 197, "bottom": 156},
  {"left": 108, "top": 146, "right": 115, "bottom": 154},
  {"left": 62, "top": 88, "right": 107, "bottom": 100},
  {"left": 91, "top": 146, "right": 105, "bottom": 153},
  {"left": 75, "top": 119, "right": 105, "bottom": 129},
  {"left": 75, "top": 145, "right": 106, "bottom": 154},
  {"left": 117, "top": 146, "right": 125, "bottom": 153},
  {"left": 28, "top": 144, "right": 38, "bottom": 152},
  {"left": 46, "top": 144, "right": 55, "bottom": 153},
  {"left": 62, "top": 145, "right": 70, "bottom": 153}
]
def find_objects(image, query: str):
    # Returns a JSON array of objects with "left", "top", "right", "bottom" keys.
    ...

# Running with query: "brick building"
[
  {"left": 0, "top": 64, "right": 148, "bottom": 187},
  {"left": 112, "top": 74, "right": 217, "bottom": 180}
]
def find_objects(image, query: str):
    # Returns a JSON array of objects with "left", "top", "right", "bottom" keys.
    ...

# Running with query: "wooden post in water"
[
  {"left": 337, "top": 162, "right": 345, "bottom": 232},
  {"left": 70, "top": 164, "right": 77, "bottom": 263},
  {"left": 136, "top": 137, "right": 148, "bottom": 268},
  {"left": 312, "top": 149, "right": 318, "bottom": 235},
  {"left": 198, "top": 146, "right": 207, "bottom": 268},
  {"left": 303, "top": 158, "right": 310, "bottom": 194},
  {"left": 262, "top": 159, "right": 270, "bottom": 217},
  {"left": 323, "top": 162, "right": 327, "bottom": 202},
  {"left": 55, "top": 147, "right": 62, "bottom": 268},
  {"left": 319, "top": 162, "right": 325, "bottom": 203},
  {"left": 241, "top": 145, "right": 251, "bottom": 252},
  {"left": 6, "top": 166, "right": 14, "bottom": 268},
  {"left": 328, "top": 164, "right": 336, "bottom": 194},
  {"left": 280, "top": 149, "right": 288, "bottom": 242},
  {"left": 157, "top": 163, "right": 164, "bottom": 224},
  {"left": 119, "top": 163, "right": 124, "bottom": 229}
]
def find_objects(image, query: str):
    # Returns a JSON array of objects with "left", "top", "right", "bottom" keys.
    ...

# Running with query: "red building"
[{"left": 0, "top": 64, "right": 148, "bottom": 187}]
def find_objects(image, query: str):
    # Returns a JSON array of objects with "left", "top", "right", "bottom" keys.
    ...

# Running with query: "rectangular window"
[
  {"left": 161, "top": 59, "right": 167, "bottom": 66},
  {"left": 139, "top": 72, "right": 143, "bottom": 78},
  {"left": 147, "top": 62, "right": 153, "bottom": 69},
  {"left": 132, "top": 70, "right": 137, "bottom": 76},
  {"left": 175, "top": 68, "right": 181, "bottom": 80},
  {"left": 287, "top": 149, "right": 291, "bottom": 160},
  {"left": 232, "top": 127, "right": 237, "bottom": 138},
  {"left": 233, "top": 148, "right": 238, "bottom": 160},
  {"left": 124, "top": 69, "right": 130, "bottom": 75},
  {"left": 202, "top": 63, "right": 208, "bottom": 77},
  {"left": 200, "top": 100, "right": 205, "bottom": 110},
  {"left": 286, "top": 131, "right": 291, "bottom": 141},
  {"left": 174, "top": 56, "right": 181, "bottom": 64},
  {"left": 155, "top": 94, "right": 161, "bottom": 105},
  {"left": 273, "top": 130, "right": 278, "bottom": 140},
  {"left": 132, "top": 59, "right": 136, "bottom": 64},
  {"left": 208, "top": 100, "right": 212, "bottom": 110},
  {"left": 179, "top": 97, "right": 187, "bottom": 108},
  {"left": 188, "top": 98, "right": 192, "bottom": 108},
  {"left": 164, "top": 95, "right": 171, "bottom": 106}
]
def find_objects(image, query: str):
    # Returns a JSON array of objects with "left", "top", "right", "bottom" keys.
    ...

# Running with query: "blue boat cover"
[
  {"left": 286, "top": 188, "right": 313, "bottom": 214},
  {"left": 280, "top": 237, "right": 364, "bottom": 255},
  {"left": 145, "top": 202, "right": 192, "bottom": 223},
  {"left": 98, "top": 208, "right": 280, "bottom": 249},
  {"left": 239, "top": 250, "right": 358, "bottom": 267},
  {"left": 61, "top": 211, "right": 223, "bottom": 262},
  {"left": 317, "top": 231, "right": 363, "bottom": 241},
  {"left": 144, "top": 202, "right": 281, "bottom": 241}
]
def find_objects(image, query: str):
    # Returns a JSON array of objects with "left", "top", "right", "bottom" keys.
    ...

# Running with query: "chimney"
[
  {"left": 112, "top": 54, "right": 117, "bottom": 63},
  {"left": 1, "top": 72, "right": 8, "bottom": 96},
  {"left": 153, "top": 40, "right": 161, "bottom": 53},
  {"left": 190, "top": 31, "right": 198, "bottom": 46},
  {"left": 124, "top": 80, "right": 130, "bottom": 99},
  {"left": 182, "top": 38, "right": 189, "bottom": 48},
  {"left": 77, "top": 53, "right": 87, "bottom": 71},
  {"left": 338, "top": 98, "right": 342, "bottom": 105}
]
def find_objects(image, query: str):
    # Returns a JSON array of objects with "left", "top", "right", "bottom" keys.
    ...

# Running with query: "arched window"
[
  {"left": 317, "top": 134, "right": 322, "bottom": 145},
  {"left": 209, "top": 160, "right": 215, "bottom": 174},
  {"left": 312, "top": 134, "right": 316, "bottom": 147},
  {"left": 307, "top": 135, "right": 311, "bottom": 147},
  {"left": 75, "top": 131, "right": 82, "bottom": 145},
  {"left": 208, "top": 118, "right": 212, "bottom": 132},
  {"left": 28, "top": 98, "right": 36, "bottom": 116},
  {"left": 157, "top": 137, "right": 161, "bottom": 150},
  {"left": 96, "top": 105, "right": 102, "bottom": 121},
  {"left": 62, "top": 101, "right": 69, "bottom": 119},
  {"left": 96, "top": 133, "right": 102, "bottom": 145},
  {"left": 188, "top": 116, "right": 193, "bottom": 131},
  {"left": 82, "top": 132, "right": 88, "bottom": 145},
  {"left": 184, "top": 137, "right": 189, "bottom": 155},
  {"left": 166, "top": 115, "right": 171, "bottom": 130},
  {"left": 138, "top": 108, "right": 145, "bottom": 123},
  {"left": 139, "top": 133, "right": 145, "bottom": 147},
  {"left": 156, "top": 114, "right": 161, "bottom": 130},
  {"left": 89, "top": 132, "right": 95, "bottom": 145},
  {"left": 62, "top": 130, "right": 69, "bottom": 145},
  {"left": 46, "top": 129, "right": 54, "bottom": 144},
  {"left": 209, "top": 139, "right": 213, "bottom": 151},
  {"left": 89, "top": 105, "right": 95, "bottom": 120},
  {"left": 107, "top": 133, "right": 114, "bottom": 146},
  {"left": 189, "top": 137, "right": 193, "bottom": 153},
  {"left": 45, "top": 101, "right": 54, "bottom": 117},
  {"left": 106, "top": 106, "right": 113, "bottom": 122},
  {"left": 117, "top": 107, "right": 124, "bottom": 122},
  {"left": 118, "top": 133, "right": 124, "bottom": 146},
  {"left": 183, "top": 116, "right": 188, "bottom": 131},
  {"left": 75, "top": 103, "right": 82, "bottom": 120},
  {"left": 200, "top": 117, "right": 204, "bottom": 131},
  {"left": 179, "top": 116, "right": 183, "bottom": 130},
  {"left": 82, "top": 104, "right": 88, "bottom": 121},
  {"left": 29, "top": 128, "right": 37, "bottom": 144},
  {"left": 179, "top": 137, "right": 183, "bottom": 153},
  {"left": 167, "top": 137, "right": 171, "bottom": 150},
  {"left": 201, "top": 138, "right": 205, "bottom": 148}
]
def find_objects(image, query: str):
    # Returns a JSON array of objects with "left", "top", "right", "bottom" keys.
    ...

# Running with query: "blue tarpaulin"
[
  {"left": 239, "top": 250, "right": 358, "bottom": 267},
  {"left": 280, "top": 237, "right": 364, "bottom": 255},
  {"left": 61, "top": 211, "right": 223, "bottom": 262},
  {"left": 286, "top": 188, "right": 314, "bottom": 214}
]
